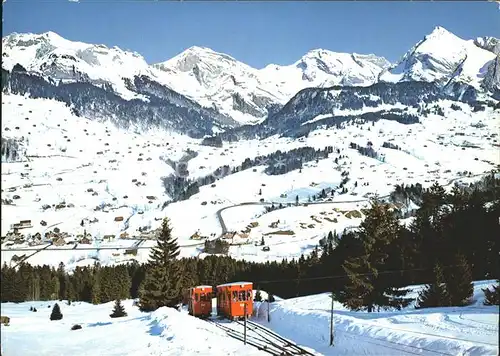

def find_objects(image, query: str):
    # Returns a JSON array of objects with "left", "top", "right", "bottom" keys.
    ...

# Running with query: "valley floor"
[
  {"left": 1, "top": 281, "right": 497, "bottom": 356},
  {"left": 2, "top": 94, "right": 499, "bottom": 268}
]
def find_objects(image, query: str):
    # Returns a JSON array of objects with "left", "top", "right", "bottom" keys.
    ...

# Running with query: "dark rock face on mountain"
[{"left": 1, "top": 67, "right": 237, "bottom": 138}]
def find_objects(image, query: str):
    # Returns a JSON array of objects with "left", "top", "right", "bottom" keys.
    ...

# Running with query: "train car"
[
  {"left": 188, "top": 285, "right": 213, "bottom": 318},
  {"left": 216, "top": 282, "right": 253, "bottom": 320}
]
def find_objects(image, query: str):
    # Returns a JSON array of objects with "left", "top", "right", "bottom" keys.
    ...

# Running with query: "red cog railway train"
[{"left": 187, "top": 282, "right": 253, "bottom": 320}]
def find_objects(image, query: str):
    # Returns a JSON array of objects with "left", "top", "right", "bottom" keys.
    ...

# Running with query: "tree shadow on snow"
[
  {"left": 147, "top": 320, "right": 166, "bottom": 337},
  {"left": 87, "top": 321, "right": 113, "bottom": 327}
]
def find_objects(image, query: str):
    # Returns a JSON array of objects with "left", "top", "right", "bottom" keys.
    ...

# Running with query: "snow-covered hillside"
[
  {"left": 2, "top": 31, "right": 160, "bottom": 101},
  {"left": 1, "top": 93, "right": 498, "bottom": 268},
  {"left": 1, "top": 280, "right": 497, "bottom": 356},
  {"left": 380, "top": 27, "right": 498, "bottom": 91},
  {"left": 253, "top": 280, "right": 499, "bottom": 355},
  {"left": 0, "top": 299, "right": 265, "bottom": 356}
]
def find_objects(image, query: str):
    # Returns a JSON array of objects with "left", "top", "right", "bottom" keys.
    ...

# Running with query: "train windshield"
[
  {"left": 200, "top": 293, "right": 211, "bottom": 302},
  {"left": 238, "top": 290, "right": 251, "bottom": 301}
]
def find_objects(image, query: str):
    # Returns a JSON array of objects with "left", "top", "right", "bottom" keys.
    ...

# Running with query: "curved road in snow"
[{"left": 214, "top": 172, "right": 490, "bottom": 237}]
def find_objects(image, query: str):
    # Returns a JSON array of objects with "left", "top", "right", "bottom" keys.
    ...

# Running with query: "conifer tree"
[
  {"left": 139, "top": 218, "right": 182, "bottom": 311},
  {"left": 339, "top": 200, "right": 412, "bottom": 312},
  {"left": 92, "top": 271, "right": 101, "bottom": 305},
  {"left": 416, "top": 263, "right": 450, "bottom": 308},
  {"left": 50, "top": 303, "right": 63, "bottom": 321},
  {"left": 110, "top": 299, "right": 127, "bottom": 318},
  {"left": 482, "top": 282, "right": 499, "bottom": 306},
  {"left": 254, "top": 289, "right": 263, "bottom": 302},
  {"left": 445, "top": 253, "right": 473, "bottom": 306}
]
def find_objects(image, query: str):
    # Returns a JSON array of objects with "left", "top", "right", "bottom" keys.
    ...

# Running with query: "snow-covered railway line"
[{"left": 206, "top": 318, "right": 316, "bottom": 355}]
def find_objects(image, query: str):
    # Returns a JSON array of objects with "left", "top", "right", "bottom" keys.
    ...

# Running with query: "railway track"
[{"left": 206, "top": 318, "right": 316, "bottom": 355}]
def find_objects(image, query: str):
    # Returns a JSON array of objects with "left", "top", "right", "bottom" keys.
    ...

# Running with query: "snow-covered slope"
[
  {"left": 380, "top": 27, "right": 498, "bottom": 91},
  {"left": 153, "top": 46, "right": 285, "bottom": 124},
  {"left": 1, "top": 281, "right": 497, "bottom": 356},
  {"left": 0, "top": 300, "right": 265, "bottom": 356},
  {"left": 1, "top": 33, "right": 238, "bottom": 137},
  {"left": 254, "top": 280, "right": 499, "bottom": 355},
  {"left": 2, "top": 31, "right": 160, "bottom": 100}
]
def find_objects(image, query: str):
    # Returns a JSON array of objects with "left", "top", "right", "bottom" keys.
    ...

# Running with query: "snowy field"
[
  {"left": 253, "top": 280, "right": 499, "bottom": 356},
  {"left": 1, "top": 281, "right": 497, "bottom": 356},
  {"left": 0, "top": 299, "right": 266, "bottom": 356},
  {"left": 2, "top": 94, "right": 499, "bottom": 267}
]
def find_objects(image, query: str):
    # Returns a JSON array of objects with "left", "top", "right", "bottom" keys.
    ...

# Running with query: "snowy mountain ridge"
[
  {"left": 379, "top": 27, "right": 499, "bottom": 93},
  {"left": 2, "top": 31, "right": 158, "bottom": 101},
  {"left": 2, "top": 26, "right": 498, "bottom": 132}
]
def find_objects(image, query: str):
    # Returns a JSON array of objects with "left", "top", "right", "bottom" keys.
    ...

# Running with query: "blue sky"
[{"left": 3, "top": 0, "right": 499, "bottom": 68}]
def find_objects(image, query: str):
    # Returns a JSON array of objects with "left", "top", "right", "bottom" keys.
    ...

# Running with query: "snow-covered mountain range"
[
  {"left": 2, "top": 26, "right": 498, "bottom": 131},
  {"left": 153, "top": 46, "right": 391, "bottom": 123}
]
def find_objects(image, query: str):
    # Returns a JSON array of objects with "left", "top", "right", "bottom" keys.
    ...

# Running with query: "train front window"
[
  {"left": 238, "top": 291, "right": 246, "bottom": 301},
  {"left": 232, "top": 291, "right": 238, "bottom": 301},
  {"left": 247, "top": 291, "right": 252, "bottom": 300},
  {"left": 195, "top": 293, "right": 199, "bottom": 302}
]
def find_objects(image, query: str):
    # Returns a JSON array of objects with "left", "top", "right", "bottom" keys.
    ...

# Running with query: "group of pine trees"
[{"left": 1, "top": 175, "right": 499, "bottom": 313}]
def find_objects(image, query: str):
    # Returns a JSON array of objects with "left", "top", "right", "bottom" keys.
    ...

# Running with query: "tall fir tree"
[
  {"left": 416, "top": 263, "right": 450, "bottom": 308},
  {"left": 56, "top": 262, "right": 67, "bottom": 301},
  {"left": 139, "top": 218, "right": 182, "bottom": 311},
  {"left": 338, "top": 200, "right": 413, "bottom": 312},
  {"left": 91, "top": 271, "right": 101, "bottom": 305},
  {"left": 445, "top": 252, "right": 474, "bottom": 306}
]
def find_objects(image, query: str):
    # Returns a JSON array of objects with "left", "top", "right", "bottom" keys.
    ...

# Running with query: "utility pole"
[
  {"left": 244, "top": 303, "right": 247, "bottom": 345},
  {"left": 329, "top": 292, "right": 334, "bottom": 346},
  {"left": 267, "top": 298, "right": 270, "bottom": 323}
]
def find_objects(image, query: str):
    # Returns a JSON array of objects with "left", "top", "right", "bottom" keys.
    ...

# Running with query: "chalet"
[
  {"left": 222, "top": 231, "right": 236, "bottom": 239},
  {"left": 80, "top": 236, "right": 91, "bottom": 244},
  {"left": 114, "top": 216, "right": 124, "bottom": 222},
  {"left": 119, "top": 232, "right": 129, "bottom": 239},
  {"left": 103, "top": 235, "right": 114, "bottom": 242},
  {"left": 53, "top": 236, "right": 66, "bottom": 246},
  {"left": 124, "top": 248, "right": 137, "bottom": 256},
  {"left": 19, "top": 220, "right": 32, "bottom": 227},
  {"left": 190, "top": 232, "right": 202, "bottom": 240}
]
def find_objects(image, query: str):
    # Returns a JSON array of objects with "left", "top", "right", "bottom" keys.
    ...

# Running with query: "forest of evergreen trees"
[{"left": 2, "top": 174, "right": 499, "bottom": 311}]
